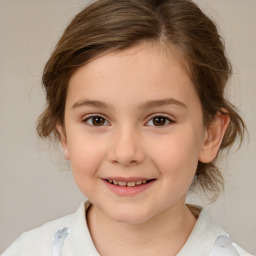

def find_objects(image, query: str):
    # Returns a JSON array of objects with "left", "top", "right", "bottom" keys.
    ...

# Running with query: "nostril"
[
  {"left": 111, "top": 159, "right": 140, "bottom": 167},
  {"left": 129, "top": 160, "right": 139, "bottom": 165}
]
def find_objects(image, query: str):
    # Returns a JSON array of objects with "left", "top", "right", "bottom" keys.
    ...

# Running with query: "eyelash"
[
  {"left": 82, "top": 114, "right": 174, "bottom": 127},
  {"left": 82, "top": 114, "right": 110, "bottom": 126}
]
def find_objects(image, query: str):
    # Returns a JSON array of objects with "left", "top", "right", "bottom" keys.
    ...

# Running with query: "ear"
[
  {"left": 199, "top": 112, "right": 230, "bottom": 163},
  {"left": 56, "top": 123, "right": 70, "bottom": 160}
]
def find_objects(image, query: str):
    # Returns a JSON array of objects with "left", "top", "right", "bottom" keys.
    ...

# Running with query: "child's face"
[{"left": 59, "top": 43, "right": 209, "bottom": 224}]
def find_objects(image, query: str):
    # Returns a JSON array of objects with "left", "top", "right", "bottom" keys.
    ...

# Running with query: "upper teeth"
[{"left": 107, "top": 179, "right": 147, "bottom": 187}]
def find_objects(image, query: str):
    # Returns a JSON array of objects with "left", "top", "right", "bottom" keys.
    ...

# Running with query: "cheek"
[
  {"left": 149, "top": 129, "right": 201, "bottom": 182},
  {"left": 67, "top": 134, "right": 107, "bottom": 186}
]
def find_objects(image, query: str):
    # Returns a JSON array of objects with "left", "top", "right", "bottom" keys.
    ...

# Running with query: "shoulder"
[
  {"left": 2, "top": 212, "right": 74, "bottom": 256},
  {"left": 233, "top": 244, "right": 255, "bottom": 256},
  {"left": 209, "top": 234, "right": 254, "bottom": 256},
  {"left": 178, "top": 205, "right": 254, "bottom": 256}
]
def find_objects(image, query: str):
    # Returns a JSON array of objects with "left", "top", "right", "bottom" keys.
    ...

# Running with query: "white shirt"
[{"left": 2, "top": 201, "right": 253, "bottom": 256}]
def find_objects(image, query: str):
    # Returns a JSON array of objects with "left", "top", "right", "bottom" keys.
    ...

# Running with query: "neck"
[{"left": 86, "top": 201, "right": 196, "bottom": 256}]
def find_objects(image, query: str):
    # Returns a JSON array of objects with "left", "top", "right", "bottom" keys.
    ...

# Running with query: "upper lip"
[{"left": 103, "top": 177, "right": 154, "bottom": 182}]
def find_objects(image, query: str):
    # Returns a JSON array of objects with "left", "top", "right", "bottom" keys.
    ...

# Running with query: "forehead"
[{"left": 66, "top": 42, "right": 199, "bottom": 111}]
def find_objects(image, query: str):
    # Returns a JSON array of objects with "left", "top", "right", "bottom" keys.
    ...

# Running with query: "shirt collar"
[
  {"left": 177, "top": 204, "right": 227, "bottom": 256},
  {"left": 63, "top": 201, "right": 100, "bottom": 256},
  {"left": 63, "top": 201, "right": 227, "bottom": 256}
]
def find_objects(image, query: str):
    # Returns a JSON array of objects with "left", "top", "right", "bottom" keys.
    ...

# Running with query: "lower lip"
[{"left": 102, "top": 179, "right": 155, "bottom": 196}]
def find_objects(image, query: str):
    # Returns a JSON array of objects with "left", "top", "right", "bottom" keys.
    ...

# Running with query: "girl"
[{"left": 2, "top": 0, "right": 253, "bottom": 255}]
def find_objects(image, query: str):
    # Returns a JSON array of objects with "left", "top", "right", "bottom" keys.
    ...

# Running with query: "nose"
[{"left": 108, "top": 126, "right": 145, "bottom": 167}]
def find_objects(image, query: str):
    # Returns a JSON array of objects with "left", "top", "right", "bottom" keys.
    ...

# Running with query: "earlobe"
[
  {"left": 199, "top": 112, "right": 230, "bottom": 163},
  {"left": 56, "top": 123, "right": 70, "bottom": 160}
]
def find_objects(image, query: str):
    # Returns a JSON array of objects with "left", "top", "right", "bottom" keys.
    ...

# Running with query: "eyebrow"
[
  {"left": 72, "top": 100, "right": 110, "bottom": 109},
  {"left": 139, "top": 98, "right": 187, "bottom": 109},
  {"left": 71, "top": 98, "right": 187, "bottom": 110}
]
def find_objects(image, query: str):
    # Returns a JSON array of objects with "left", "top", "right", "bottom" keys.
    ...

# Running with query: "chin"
[{"left": 107, "top": 206, "right": 154, "bottom": 225}]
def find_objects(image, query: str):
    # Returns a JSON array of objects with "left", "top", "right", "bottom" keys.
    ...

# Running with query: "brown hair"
[{"left": 37, "top": 0, "right": 245, "bottom": 199}]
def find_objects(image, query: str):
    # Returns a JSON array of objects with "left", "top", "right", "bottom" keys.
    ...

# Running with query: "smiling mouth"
[{"left": 104, "top": 179, "right": 155, "bottom": 187}]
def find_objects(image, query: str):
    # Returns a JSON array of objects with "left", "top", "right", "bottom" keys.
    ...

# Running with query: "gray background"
[{"left": 0, "top": 0, "right": 255, "bottom": 254}]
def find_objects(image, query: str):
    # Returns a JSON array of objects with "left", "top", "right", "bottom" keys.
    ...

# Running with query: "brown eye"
[
  {"left": 92, "top": 117, "right": 105, "bottom": 126},
  {"left": 85, "top": 116, "right": 109, "bottom": 126},
  {"left": 147, "top": 116, "right": 172, "bottom": 127},
  {"left": 153, "top": 117, "right": 167, "bottom": 126}
]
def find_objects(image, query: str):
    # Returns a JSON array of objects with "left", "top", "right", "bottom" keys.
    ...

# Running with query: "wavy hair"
[{"left": 37, "top": 0, "right": 245, "bottom": 199}]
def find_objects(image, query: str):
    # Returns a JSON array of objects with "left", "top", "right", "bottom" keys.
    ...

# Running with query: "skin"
[{"left": 57, "top": 42, "right": 229, "bottom": 255}]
